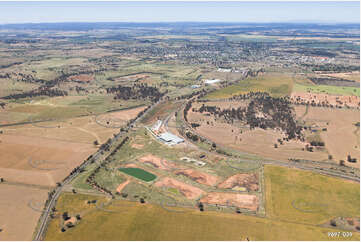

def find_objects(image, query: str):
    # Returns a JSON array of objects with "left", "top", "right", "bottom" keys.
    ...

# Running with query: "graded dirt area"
[
  {"left": 218, "top": 173, "right": 259, "bottom": 191},
  {"left": 200, "top": 192, "right": 259, "bottom": 211},
  {"left": 154, "top": 177, "right": 205, "bottom": 200},
  {"left": 138, "top": 154, "right": 178, "bottom": 170},
  {"left": 174, "top": 169, "right": 219, "bottom": 186},
  {"left": 131, "top": 143, "right": 144, "bottom": 149},
  {"left": 295, "top": 106, "right": 360, "bottom": 167},
  {"left": 0, "top": 184, "right": 48, "bottom": 241},
  {"left": 116, "top": 180, "right": 131, "bottom": 193}
]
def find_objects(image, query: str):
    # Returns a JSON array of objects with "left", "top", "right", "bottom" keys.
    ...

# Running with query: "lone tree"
[
  {"left": 62, "top": 212, "right": 70, "bottom": 221},
  {"left": 93, "top": 140, "right": 99, "bottom": 146},
  {"left": 198, "top": 202, "right": 204, "bottom": 212},
  {"left": 330, "top": 219, "right": 337, "bottom": 227}
]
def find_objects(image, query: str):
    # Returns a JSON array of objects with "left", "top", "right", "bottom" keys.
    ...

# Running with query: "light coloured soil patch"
[
  {"left": 174, "top": 169, "right": 219, "bottom": 186},
  {"left": 291, "top": 92, "right": 360, "bottom": 108},
  {"left": 116, "top": 180, "right": 131, "bottom": 193},
  {"left": 131, "top": 143, "right": 144, "bottom": 149},
  {"left": 218, "top": 173, "right": 259, "bottom": 191},
  {"left": 67, "top": 74, "right": 94, "bottom": 82},
  {"left": 0, "top": 184, "right": 48, "bottom": 240},
  {"left": 138, "top": 154, "right": 177, "bottom": 170},
  {"left": 297, "top": 107, "right": 360, "bottom": 167},
  {"left": 200, "top": 192, "right": 259, "bottom": 211},
  {"left": 64, "top": 217, "right": 77, "bottom": 226},
  {"left": 106, "top": 106, "right": 146, "bottom": 121},
  {"left": 154, "top": 177, "right": 205, "bottom": 200}
]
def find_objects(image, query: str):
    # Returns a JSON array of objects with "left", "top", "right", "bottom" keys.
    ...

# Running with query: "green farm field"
[
  {"left": 265, "top": 165, "right": 360, "bottom": 226},
  {"left": 204, "top": 72, "right": 294, "bottom": 99},
  {"left": 293, "top": 83, "right": 360, "bottom": 97},
  {"left": 44, "top": 191, "right": 358, "bottom": 241}
]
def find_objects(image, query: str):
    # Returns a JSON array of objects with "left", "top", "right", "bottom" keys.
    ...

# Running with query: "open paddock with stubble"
[
  {"left": 0, "top": 184, "right": 48, "bottom": 241},
  {"left": 0, "top": 106, "right": 146, "bottom": 186},
  {"left": 294, "top": 106, "right": 360, "bottom": 168},
  {"left": 43, "top": 192, "right": 357, "bottom": 241}
]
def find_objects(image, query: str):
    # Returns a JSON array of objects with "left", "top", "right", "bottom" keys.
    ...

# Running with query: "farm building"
[
  {"left": 158, "top": 132, "right": 184, "bottom": 145},
  {"left": 152, "top": 120, "right": 162, "bottom": 132},
  {"left": 191, "top": 84, "right": 201, "bottom": 89},
  {"left": 204, "top": 79, "right": 221, "bottom": 85}
]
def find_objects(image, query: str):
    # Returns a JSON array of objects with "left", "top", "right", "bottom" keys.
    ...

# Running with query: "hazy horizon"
[{"left": 0, "top": 1, "right": 359, "bottom": 24}]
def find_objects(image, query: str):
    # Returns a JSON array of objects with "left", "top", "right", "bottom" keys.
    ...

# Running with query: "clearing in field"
[
  {"left": 154, "top": 177, "right": 205, "bottom": 199},
  {"left": 200, "top": 192, "right": 259, "bottom": 211},
  {"left": 118, "top": 167, "right": 157, "bottom": 182},
  {"left": 138, "top": 154, "right": 178, "bottom": 170},
  {"left": 174, "top": 169, "right": 219, "bottom": 186},
  {"left": 218, "top": 173, "right": 259, "bottom": 191},
  {"left": 43, "top": 192, "right": 358, "bottom": 241}
]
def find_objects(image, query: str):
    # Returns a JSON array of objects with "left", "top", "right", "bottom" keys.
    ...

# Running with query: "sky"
[{"left": 0, "top": 1, "right": 359, "bottom": 24}]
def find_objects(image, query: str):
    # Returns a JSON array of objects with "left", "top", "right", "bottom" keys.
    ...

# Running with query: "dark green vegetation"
[{"left": 118, "top": 167, "right": 157, "bottom": 182}]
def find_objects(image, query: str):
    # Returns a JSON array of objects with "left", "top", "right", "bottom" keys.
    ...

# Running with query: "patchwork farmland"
[{"left": 0, "top": 20, "right": 359, "bottom": 241}]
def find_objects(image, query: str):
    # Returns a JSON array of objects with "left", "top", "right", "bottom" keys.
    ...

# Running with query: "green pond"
[{"left": 118, "top": 167, "right": 157, "bottom": 182}]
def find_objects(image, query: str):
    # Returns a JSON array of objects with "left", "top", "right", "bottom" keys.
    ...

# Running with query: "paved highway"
[{"left": 33, "top": 100, "right": 162, "bottom": 241}]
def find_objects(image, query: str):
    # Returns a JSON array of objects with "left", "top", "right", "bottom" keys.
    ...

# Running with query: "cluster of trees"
[
  {"left": 2, "top": 87, "right": 68, "bottom": 100},
  {"left": 106, "top": 83, "right": 164, "bottom": 102},
  {"left": 195, "top": 92, "right": 303, "bottom": 140},
  {"left": 86, "top": 166, "right": 114, "bottom": 198},
  {"left": 310, "top": 141, "right": 325, "bottom": 147},
  {"left": 183, "top": 100, "right": 193, "bottom": 122},
  {"left": 185, "top": 131, "right": 199, "bottom": 142},
  {"left": 347, "top": 155, "right": 357, "bottom": 163}
]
